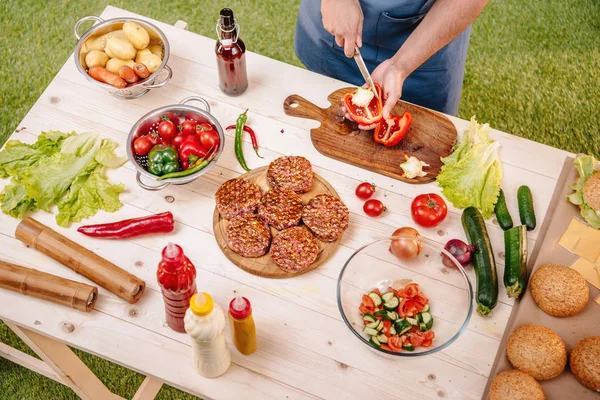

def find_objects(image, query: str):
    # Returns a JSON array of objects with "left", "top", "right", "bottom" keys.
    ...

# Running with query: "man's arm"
[{"left": 374, "top": 0, "right": 488, "bottom": 117}]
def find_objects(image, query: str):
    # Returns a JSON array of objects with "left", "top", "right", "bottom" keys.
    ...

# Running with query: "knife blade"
[{"left": 353, "top": 47, "right": 378, "bottom": 98}]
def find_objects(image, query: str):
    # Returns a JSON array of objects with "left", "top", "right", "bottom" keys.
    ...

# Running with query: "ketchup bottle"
[
  {"left": 157, "top": 243, "right": 197, "bottom": 333},
  {"left": 216, "top": 8, "right": 248, "bottom": 96}
]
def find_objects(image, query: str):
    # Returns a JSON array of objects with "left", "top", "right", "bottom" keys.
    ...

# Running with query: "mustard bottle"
[{"left": 228, "top": 296, "right": 257, "bottom": 355}]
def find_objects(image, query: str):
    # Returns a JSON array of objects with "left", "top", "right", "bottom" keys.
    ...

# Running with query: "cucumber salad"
[{"left": 359, "top": 283, "right": 435, "bottom": 352}]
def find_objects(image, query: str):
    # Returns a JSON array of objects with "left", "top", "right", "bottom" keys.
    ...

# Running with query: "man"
[{"left": 295, "top": 0, "right": 488, "bottom": 118}]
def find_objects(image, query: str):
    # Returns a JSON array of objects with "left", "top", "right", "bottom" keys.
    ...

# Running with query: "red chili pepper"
[
  {"left": 77, "top": 212, "right": 174, "bottom": 239},
  {"left": 179, "top": 135, "right": 209, "bottom": 169},
  {"left": 343, "top": 84, "right": 383, "bottom": 125},
  {"left": 225, "top": 124, "right": 263, "bottom": 158},
  {"left": 373, "top": 111, "right": 413, "bottom": 147}
]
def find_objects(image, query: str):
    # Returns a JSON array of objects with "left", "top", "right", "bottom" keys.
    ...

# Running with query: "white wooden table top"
[{"left": 0, "top": 6, "right": 572, "bottom": 400}]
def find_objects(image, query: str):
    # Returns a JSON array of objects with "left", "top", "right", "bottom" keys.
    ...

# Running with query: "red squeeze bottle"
[
  {"left": 157, "top": 243, "right": 197, "bottom": 333},
  {"left": 215, "top": 8, "right": 248, "bottom": 96}
]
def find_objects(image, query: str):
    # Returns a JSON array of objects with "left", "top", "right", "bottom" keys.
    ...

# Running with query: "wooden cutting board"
[
  {"left": 213, "top": 166, "right": 343, "bottom": 278},
  {"left": 283, "top": 88, "right": 457, "bottom": 184}
]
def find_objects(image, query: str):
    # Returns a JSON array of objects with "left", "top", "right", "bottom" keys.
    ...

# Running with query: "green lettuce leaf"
[
  {"left": 437, "top": 117, "right": 503, "bottom": 219},
  {"left": 567, "top": 155, "right": 600, "bottom": 229}
]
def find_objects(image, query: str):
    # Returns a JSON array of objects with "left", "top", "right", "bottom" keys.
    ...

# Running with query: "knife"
[{"left": 353, "top": 47, "right": 378, "bottom": 98}]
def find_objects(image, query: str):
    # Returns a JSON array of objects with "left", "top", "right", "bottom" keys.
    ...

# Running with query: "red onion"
[{"left": 442, "top": 239, "right": 476, "bottom": 267}]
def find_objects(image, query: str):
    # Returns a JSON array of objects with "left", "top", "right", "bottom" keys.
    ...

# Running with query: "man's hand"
[
  {"left": 321, "top": 0, "right": 363, "bottom": 57},
  {"left": 371, "top": 59, "right": 407, "bottom": 119}
]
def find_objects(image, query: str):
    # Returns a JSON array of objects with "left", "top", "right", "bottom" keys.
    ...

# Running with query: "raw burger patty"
[
  {"left": 267, "top": 156, "right": 313, "bottom": 193},
  {"left": 258, "top": 188, "right": 304, "bottom": 230},
  {"left": 270, "top": 226, "right": 319, "bottom": 273},
  {"left": 225, "top": 215, "right": 271, "bottom": 257},
  {"left": 302, "top": 194, "right": 349, "bottom": 242},
  {"left": 215, "top": 178, "right": 262, "bottom": 220}
]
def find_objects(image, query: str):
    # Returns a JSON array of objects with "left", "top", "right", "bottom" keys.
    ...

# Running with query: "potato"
[
  {"left": 149, "top": 44, "right": 163, "bottom": 58},
  {"left": 106, "top": 58, "right": 136, "bottom": 74},
  {"left": 135, "top": 49, "right": 152, "bottom": 63},
  {"left": 106, "top": 38, "right": 136, "bottom": 60},
  {"left": 85, "top": 30, "right": 127, "bottom": 52},
  {"left": 85, "top": 50, "right": 109, "bottom": 68},
  {"left": 123, "top": 21, "right": 150, "bottom": 50},
  {"left": 138, "top": 54, "right": 162, "bottom": 73}
]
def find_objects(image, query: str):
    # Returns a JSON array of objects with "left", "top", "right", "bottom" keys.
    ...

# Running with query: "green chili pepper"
[
  {"left": 157, "top": 153, "right": 216, "bottom": 181},
  {"left": 147, "top": 144, "right": 179, "bottom": 176},
  {"left": 235, "top": 109, "right": 251, "bottom": 171}
]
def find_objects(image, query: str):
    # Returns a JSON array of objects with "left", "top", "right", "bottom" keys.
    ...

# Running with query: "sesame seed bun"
[
  {"left": 506, "top": 324, "right": 566, "bottom": 380},
  {"left": 583, "top": 172, "right": 600, "bottom": 212},
  {"left": 531, "top": 264, "right": 589, "bottom": 317},
  {"left": 489, "top": 370, "right": 545, "bottom": 400},
  {"left": 570, "top": 336, "right": 600, "bottom": 392}
]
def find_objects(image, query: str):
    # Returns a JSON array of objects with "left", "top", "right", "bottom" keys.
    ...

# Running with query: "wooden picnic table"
[{"left": 0, "top": 5, "right": 573, "bottom": 400}]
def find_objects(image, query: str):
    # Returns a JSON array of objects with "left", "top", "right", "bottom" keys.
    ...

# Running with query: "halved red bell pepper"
[
  {"left": 373, "top": 111, "right": 412, "bottom": 147},
  {"left": 343, "top": 84, "right": 383, "bottom": 125},
  {"left": 179, "top": 135, "right": 209, "bottom": 170}
]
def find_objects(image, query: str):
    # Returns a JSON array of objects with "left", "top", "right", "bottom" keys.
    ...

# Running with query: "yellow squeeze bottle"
[{"left": 228, "top": 296, "right": 257, "bottom": 355}]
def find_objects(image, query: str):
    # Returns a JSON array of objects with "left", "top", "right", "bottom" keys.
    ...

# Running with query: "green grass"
[{"left": 0, "top": 0, "right": 599, "bottom": 398}]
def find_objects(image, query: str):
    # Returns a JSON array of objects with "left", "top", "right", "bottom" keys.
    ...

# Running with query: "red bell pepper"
[
  {"left": 343, "top": 84, "right": 383, "bottom": 125},
  {"left": 373, "top": 111, "right": 412, "bottom": 147},
  {"left": 179, "top": 135, "right": 208, "bottom": 169}
]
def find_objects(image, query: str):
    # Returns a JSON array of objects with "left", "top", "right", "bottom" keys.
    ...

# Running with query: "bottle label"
[{"left": 221, "top": 39, "right": 233, "bottom": 48}]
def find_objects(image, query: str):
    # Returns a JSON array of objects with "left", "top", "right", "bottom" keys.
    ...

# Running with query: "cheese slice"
[
  {"left": 559, "top": 218, "right": 600, "bottom": 264},
  {"left": 570, "top": 258, "right": 600, "bottom": 290}
]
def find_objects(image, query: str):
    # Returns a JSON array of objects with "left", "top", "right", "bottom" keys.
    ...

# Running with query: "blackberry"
[{"left": 134, "top": 154, "right": 148, "bottom": 169}]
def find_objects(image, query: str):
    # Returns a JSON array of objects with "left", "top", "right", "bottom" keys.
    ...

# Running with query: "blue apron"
[{"left": 294, "top": 0, "right": 471, "bottom": 116}]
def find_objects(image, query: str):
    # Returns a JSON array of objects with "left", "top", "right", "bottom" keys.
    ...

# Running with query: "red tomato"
[
  {"left": 133, "top": 136, "right": 152, "bottom": 155},
  {"left": 388, "top": 336, "right": 403, "bottom": 352},
  {"left": 359, "top": 304, "right": 372, "bottom": 314},
  {"left": 413, "top": 293, "right": 428, "bottom": 312},
  {"left": 424, "top": 330, "right": 435, "bottom": 340},
  {"left": 409, "top": 333, "right": 425, "bottom": 347},
  {"left": 198, "top": 123, "right": 213, "bottom": 131},
  {"left": 146, "top": 132, "right": 161, "bottom": 146},
  {"left": 380, "top": 344, "right": 393, "bottom": 351},
  {"left": 403, "top": 300, "right": 418, "bottom": 317},
  {"left": 171, "top": 134, "right": 186, "bottom": 149},
  {"left": 198, "top": 127, "right": 220, "bottom": 151},
  {"left": 158, "top": 118, "right": 177, "bottom": 139},
  {"left": 421, "top": 339, "right": 432, "bottom": 347},
  {"left": 363, "top": 199, "right": 386, "bottom": 217},
  {"left": 383, "top": 320, "right": 391, "bottom": 337},
  {"left": 362, "top": 294, "right": 375, "bottom": 309},
  {"left": 404, "top": 283, "right": 420, "bottom": 299},
  {"left": 411, "top": 193, "right": 448, "bottom": 228},
  {"left": 355, "top": 182, "right": 375, "bottom": 199},
  {"left": 181, "top": 120, "right": 197, "bottom": 136}
]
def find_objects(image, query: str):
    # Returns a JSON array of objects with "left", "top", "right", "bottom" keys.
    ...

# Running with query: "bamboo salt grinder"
[
  {"left": 0, "top": 260, "right": 98, "bottom": 312},
  {"left": 15, "top": 218, "right": 145, "bottom": 304}
]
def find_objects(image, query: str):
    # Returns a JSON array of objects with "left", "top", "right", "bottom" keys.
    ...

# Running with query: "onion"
[
  {"left": 390, "top": 227, "right": 423, "bottom": 261},
  {"left": 442, "top": 239, "right": 476, "bottom": 267}
]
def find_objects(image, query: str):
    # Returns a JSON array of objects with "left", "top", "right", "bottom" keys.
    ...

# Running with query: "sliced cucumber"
[
  {"left": 374, "top": 310, "right": 388, "bottom": 319},
  {"left": 365, "top": 320, "right": 379, "bottom": 329},
  {"left": 377, "top": 334, "right": 388, "bottom": 344},
  {"left": 363, "top": 327, "right": 379, "bottom": 336},
  {"left": 375, "top": 320, "right": 384, "bottom": 331},
  {"left": 421, "top": 312, "right": 433, "bottom": 330},
  {"left": 406, "top": 317, "right": 418, "bottom": 326},
  {"left": 390, "top": 325, "right": 397, "bottom": 336},
  {"left": 422, "top": 304, "right": 430, "bottom": 312},
  {"left": 383, "top": 296, "right": 399, "bottom": 311},
  {"left": 403, "top": 343, "right": 415, "bottom": 351},
  {"left": 362, "top": 314, "right": 375, "bottom": 323},
  {"left": 370, "top": 336, "right": 381, "bottom": 347},
  {"left": 419, "top": 323, "right": 428, "bottom": 332},
  {"left": 416, "top": 313, "right": 424, "bottom": 324},
  {"left": 394, "top": 319, "right": 412, "bottom": 335},
  {"left": 368, "top": 292, "right": 382, "bottom": 307},
  {"left": 381, "top": 291, "right": 395, "bottom": 303},
  {"left": 386, "top": 311, "right": 398, "bottom": 321}
]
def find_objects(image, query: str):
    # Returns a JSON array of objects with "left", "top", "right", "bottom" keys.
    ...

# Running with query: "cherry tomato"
[
  {"left": 411, "top": 193, "right": 448, "bottom": 228},
  {"left": 171, "top": 134, "right": 186, "bottom": 149},
  {"left": 363, "top": 199, "right": 386, "bottom": 217},
  {"left": 198, "top": 127, "right": 220, "bottom": 151},
  {"left": 355, "top": 182, "right": 375, "bottom": 199},
  {"left": 133, "top": 136, "right": 152, "bottom": 155},
  {"left": 390, "top": 227, "right": 423, "bottom": 261},
  {"left": 146, "top": 132, "right": 161, "bottom": 146},
  {"left": 158, "top": 118, "right": 177, "bottom": 139},
  {"left": 180, "top": 120, "right": 197, "bottom": 136},
  {"left": 198, "top": 123, "right": 213, "bottom": 131}
]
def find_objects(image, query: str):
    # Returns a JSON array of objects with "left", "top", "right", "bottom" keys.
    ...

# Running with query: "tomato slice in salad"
[
  {"left": 383, "top": 320, "right": 392, "bottom": 337},
  {"left": 413, "top": 293, "right": 428, "bottom": 312},
  {"left": 388, "top": 336, "right": 403, "bottom": 352},
  {"left": 403, "top": 283, "right": 420, "bottom": 299},
  {"left": 409, "top": 333, "right": 426, "bottom": 347},
  {"left": 362, "top": 294, "right": 375, "bottom": 309},
  {"left": 424, "top": 330, "right": 435, "bottom": 340},
  {"left": 421, "top": 339, "right": 433, "bottom": 347},
  {"left": 380, "top": 344, "right": 393, "bottom": 351},
  {"left": 359, "top": 304, "right": 373, "bottom": 314}
]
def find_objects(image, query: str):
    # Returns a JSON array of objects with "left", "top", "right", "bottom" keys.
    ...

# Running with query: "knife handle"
[{"left": 283, "top": 94, "right": 327, "bottom": 122}]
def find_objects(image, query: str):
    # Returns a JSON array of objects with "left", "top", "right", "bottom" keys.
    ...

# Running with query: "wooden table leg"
[{"left": 133, "top": 376, "right": 163, "bottom": 400}]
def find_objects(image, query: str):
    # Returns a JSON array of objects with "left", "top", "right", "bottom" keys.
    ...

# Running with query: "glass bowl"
[{"left": 337, "top": 235, "right": 473, "bottom": 357}]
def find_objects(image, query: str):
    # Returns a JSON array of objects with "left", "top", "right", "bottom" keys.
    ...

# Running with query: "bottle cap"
[
  {"left": 165, "top": 242, "right": 179, "bottom": 258},
  {"left": 190, "top": 292, "right": 214, "bottom": 316},
  {"left": 220, "top": 8, "right": 235, "bottom": 28},
  {"left": 229, "top": 296, "right": 251, "bottom": 319}
]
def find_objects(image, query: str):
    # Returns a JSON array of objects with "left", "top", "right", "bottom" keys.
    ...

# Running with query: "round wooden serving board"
[
  {"left": 283, "top": 88, "right": 457, "bottom": 184},
  {"left": 213, "top": 166, "right": 343, "bottom": 278}
]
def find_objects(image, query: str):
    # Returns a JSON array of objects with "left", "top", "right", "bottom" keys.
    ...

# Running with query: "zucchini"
[
  {"left": 494, "top": 189, "right": 513, "bottom": 230},
  {"left": 394, "top": 319, "right": 412, "bottom": 335},
  {"left": 383, "top": 296, "right": 399, "bottom": 311},
  {"left": 517, "top": 185, "right": 536, "bottom": 231},
  {"left": 402, "top": 343, "right": 415, "bottom": 351},
  {"left": 462, "top": 207, "right": 498, "bottom": 316},
  {"left": 368, "top": 292, "right": 382, "bottom": 307},
  {"left": 370, "top": 336, "right": 381, "bottom": 347},
  {"left": 504, "top": 225, "right": 528, "bottom": 299},
  {"left": 377, "top": 334, "right": 388, "bottom": 344},
  {"left": 362, "top": 314, "right": 375, "bottom": 323},
  {"left": 363, "top": 327, "right": 378, "bottom": 336},
  {"left": 421, "top": 312, "right": 433, "bottom": 330},
  {"left": 381, "top": 291, "right": 395, "bottom": 303}
]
